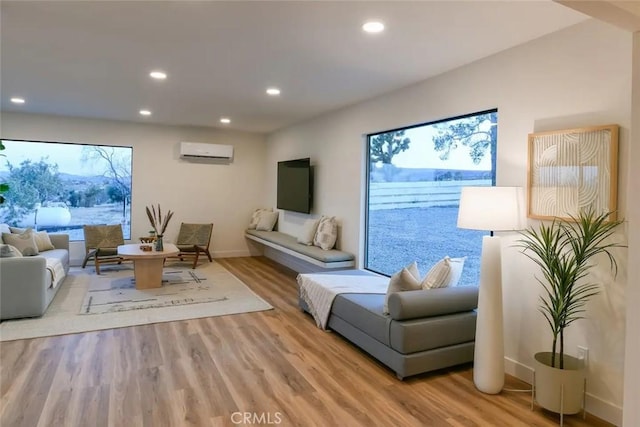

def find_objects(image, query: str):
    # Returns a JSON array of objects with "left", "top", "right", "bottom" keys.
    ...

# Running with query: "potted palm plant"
[{"left": 517, "top": 209, "right": 624, "bottom": 416}]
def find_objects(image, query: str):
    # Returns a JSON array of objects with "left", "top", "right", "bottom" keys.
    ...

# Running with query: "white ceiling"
[{"left": 1, "top": 1, "right": 590, "bottom": 134}]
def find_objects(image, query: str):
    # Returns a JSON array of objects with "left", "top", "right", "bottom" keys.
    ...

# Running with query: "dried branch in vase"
[{"left": 145, "top": 204, "right": 174, "bottom": 236}]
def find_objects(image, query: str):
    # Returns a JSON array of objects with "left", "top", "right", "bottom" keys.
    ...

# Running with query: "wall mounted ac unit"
[{"left": 180, "top": 142, "right": 234, "bottom": 160}]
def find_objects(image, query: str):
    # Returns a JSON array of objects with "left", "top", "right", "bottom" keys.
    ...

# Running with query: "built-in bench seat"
[{"left": 245, "top": 229, "right": 355, "bottom": 269}]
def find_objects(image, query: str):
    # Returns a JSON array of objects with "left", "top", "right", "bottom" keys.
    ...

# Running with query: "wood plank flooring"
[{"left": 1, "top": 256, "right": 614, "bottom": 426}]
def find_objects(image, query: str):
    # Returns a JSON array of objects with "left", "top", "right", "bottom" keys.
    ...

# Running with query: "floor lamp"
[{"left": 457, "top": 186, "right": 525, "bottom": 394}]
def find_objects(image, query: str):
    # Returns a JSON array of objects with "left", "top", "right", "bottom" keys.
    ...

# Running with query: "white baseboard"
[
  {"left": 505, "top": 357, "right": 622, "bottom": 426},
  {"left": 211, "top": 249, "right": 251, "bottom": 258}
]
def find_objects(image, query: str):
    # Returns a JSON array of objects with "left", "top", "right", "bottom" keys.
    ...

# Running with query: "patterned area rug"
[
  {"left": 81, "top": 268, "right": 226, "bottom": 314},
  {"left": 0, "top": 261, "right": 273, "bottom": 341}
]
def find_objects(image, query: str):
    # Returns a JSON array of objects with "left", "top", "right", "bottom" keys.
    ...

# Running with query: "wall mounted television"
[{"left": 277, "top": 158, "right": 312, "bottom": 214}]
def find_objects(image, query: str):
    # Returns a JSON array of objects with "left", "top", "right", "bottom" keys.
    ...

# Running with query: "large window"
[
  {"left": 0, "top": 140, "right": 132, "bottom": 240},
  {"left": 365, "top": 110, "right": 497, "bottom": 286}
]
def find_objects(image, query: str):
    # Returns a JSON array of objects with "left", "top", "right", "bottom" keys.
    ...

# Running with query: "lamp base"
[{"left": 473, "top": 235, "right": 505, "bottom": 394}]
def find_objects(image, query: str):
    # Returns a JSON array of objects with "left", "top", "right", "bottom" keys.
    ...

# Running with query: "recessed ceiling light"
[
  {"left": 362, "top": 21, "right": 384, "bottom": 33},
  {"left": 220, "top": 117, "right": 231, "bottom": 124},
  {"left": 139, "top": 109, "right": 152, "bottom": 116},
  {"left": 149, "top": 71, "right": 167, "bottom": 80},
  {"left": 266, "top": 87, "right": 281, "bottom": 96},
  {"left": 10, "top": 97, "right": 25, "bottom": 104}
]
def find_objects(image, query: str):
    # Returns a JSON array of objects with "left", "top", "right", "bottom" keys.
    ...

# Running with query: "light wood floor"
[{"left": 1, "top": 256, "right": 613, "bottom": 427}]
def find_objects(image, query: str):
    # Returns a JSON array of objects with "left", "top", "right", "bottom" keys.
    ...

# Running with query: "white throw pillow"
[
  {"left": 2, "top": 229, "right": 39, "bottom": 256},
  {"left": 0, "top": 224, "right": 10, "bottom": 244},
  {"left": 248, "top": 208, "right": 272, "bottom": 230},
  {"left": 297, "top": 218, "right": 320, "bottom": 245},
  {"left": 313, "top": 216, "right": 338, "bottom": 250},
  {"left": 448, "top": 257, "right": 466, "bottom": 287},
  {"left": 383, "top": 261, "right": 421, "bottom": 314},
  {"left": 421, "top": 257, "right": 453, "bottom": 289},
  {"left": 256, "top": 211, "right": 279, "bottom": 231},
  {"left": 34, "top": 231, "right": 56, "bottom": 252},
  {"left": 0, "top": 244, "right": 23, "bottom": 258}
]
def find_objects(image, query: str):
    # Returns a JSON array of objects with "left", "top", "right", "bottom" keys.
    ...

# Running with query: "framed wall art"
[{"left": 527, "top": 124, "right": 619, "bottom": 221}]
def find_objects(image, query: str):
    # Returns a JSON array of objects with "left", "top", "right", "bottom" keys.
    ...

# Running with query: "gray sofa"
[
  {"left": 0, "top": 233, "right": 70, "bottom": 320},
  {"left": 299, "top": 271, "right": 478, "bottom": 379}
]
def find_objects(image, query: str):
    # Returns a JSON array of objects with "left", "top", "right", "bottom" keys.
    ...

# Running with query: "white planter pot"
[{"left": 534, "top": 352, "right": 586, "bottom": 415}]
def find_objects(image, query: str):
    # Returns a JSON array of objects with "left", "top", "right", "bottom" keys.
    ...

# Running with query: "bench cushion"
[{"left": 246, "top": 229, "right": 354, "bottom": 263}]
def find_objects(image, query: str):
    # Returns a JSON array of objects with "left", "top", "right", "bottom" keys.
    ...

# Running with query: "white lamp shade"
[{"left": 457, "top": 186, "right": 526, "bottom": 231}]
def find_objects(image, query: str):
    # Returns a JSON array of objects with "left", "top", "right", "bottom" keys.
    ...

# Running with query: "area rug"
[
  {"left": 0, "top": 261, "right": 273, "bottom": 342},
  {"left": 82, "top": 267, "right": 229, "bottom": 314}
]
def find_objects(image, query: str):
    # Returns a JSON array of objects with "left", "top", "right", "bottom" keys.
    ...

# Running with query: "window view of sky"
[
  {"left": 393, "top": 126, "right": 492, "bottom": 170},
  {"left": 0, "top": 141, "right": 112, "bottom": 175}
]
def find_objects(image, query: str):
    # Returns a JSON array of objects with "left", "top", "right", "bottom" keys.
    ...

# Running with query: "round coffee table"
[{"left": 117, "top": 243, "right": 179, "bottom": 289}]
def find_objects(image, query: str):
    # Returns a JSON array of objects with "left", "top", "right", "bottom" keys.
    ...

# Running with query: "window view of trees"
[
  {"left": 0, "top": 140, "right": 132, "bottom": 240},
  {"left": 365, "top": 110, "right": 497, "bottom": 286}
]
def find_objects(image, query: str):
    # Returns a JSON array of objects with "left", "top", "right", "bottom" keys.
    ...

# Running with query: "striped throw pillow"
[{"left": 421, "top": 257, "right": 453, "bottom": 289}]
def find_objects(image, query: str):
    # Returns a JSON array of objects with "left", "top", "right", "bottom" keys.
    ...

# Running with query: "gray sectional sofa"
[
  {"left": 299, "top": 270, "right": 478, "bottom": 379},
  {"left": 0, "top": 232, "right": 70, "bottom": 320}
]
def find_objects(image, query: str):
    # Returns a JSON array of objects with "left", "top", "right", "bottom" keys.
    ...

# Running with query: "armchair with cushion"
[
  {"left": 81, "top": 224, "right": 126, "bottom": 274},
  {"left": 171, "top": 223, "right": 213, "bottom": 268}
]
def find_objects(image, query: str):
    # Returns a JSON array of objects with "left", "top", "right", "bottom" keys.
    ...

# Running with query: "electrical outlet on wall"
[{"left": 577, "top": 346, "right": 589, "bottom": 367}]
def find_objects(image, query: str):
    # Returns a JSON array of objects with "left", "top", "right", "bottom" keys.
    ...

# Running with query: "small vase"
[{"left": 154, "top": 235, "right": 164, "bottom": 251}]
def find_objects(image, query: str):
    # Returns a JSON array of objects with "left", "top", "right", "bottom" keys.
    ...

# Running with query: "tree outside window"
[{"left": 365, "top": 110, "right": 497, "bottom": 286}]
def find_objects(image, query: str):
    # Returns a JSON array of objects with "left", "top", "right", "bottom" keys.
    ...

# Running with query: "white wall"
[
  {"left": 266, "top": 20, "right": 632, "bottom": 425},
  {"left": 1, "top": 112, "right": 267, "bottom": 263}
]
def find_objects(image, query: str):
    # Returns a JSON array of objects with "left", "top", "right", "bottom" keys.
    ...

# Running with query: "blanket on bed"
[{"left": 297, "top": 273, "right": 389, "bottom": 330}]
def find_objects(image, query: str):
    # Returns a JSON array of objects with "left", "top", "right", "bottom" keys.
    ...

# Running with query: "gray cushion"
[
  {"left": 331, "top": 294, "right": 391, "bottom": 346},
  {"left": 36, "top": 248, "right": 70, "bottom": 268},
  {"left": 388, "top": 286, "right": 479, "bottom": 321},
  {"left": 331, "top": 292, "right": 477, "bottom": 355},
  {"left": 246, "top": 229, "right": 354, "bottom": 263},
  {"left": 389, "top": 311, "right": 477, "bottom": 354}
]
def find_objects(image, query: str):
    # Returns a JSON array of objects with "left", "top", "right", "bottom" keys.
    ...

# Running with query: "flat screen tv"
[{"left": 277, "top": 158, "right": 312, "bottom": 214}]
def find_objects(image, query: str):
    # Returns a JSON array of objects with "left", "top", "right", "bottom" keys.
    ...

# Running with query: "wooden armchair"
[
  {"left": 171, "top": 223, "right": 213, "bottom": 269},
  {"left": 81, "top": 224, "right": 126, "bottom": 274}
]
